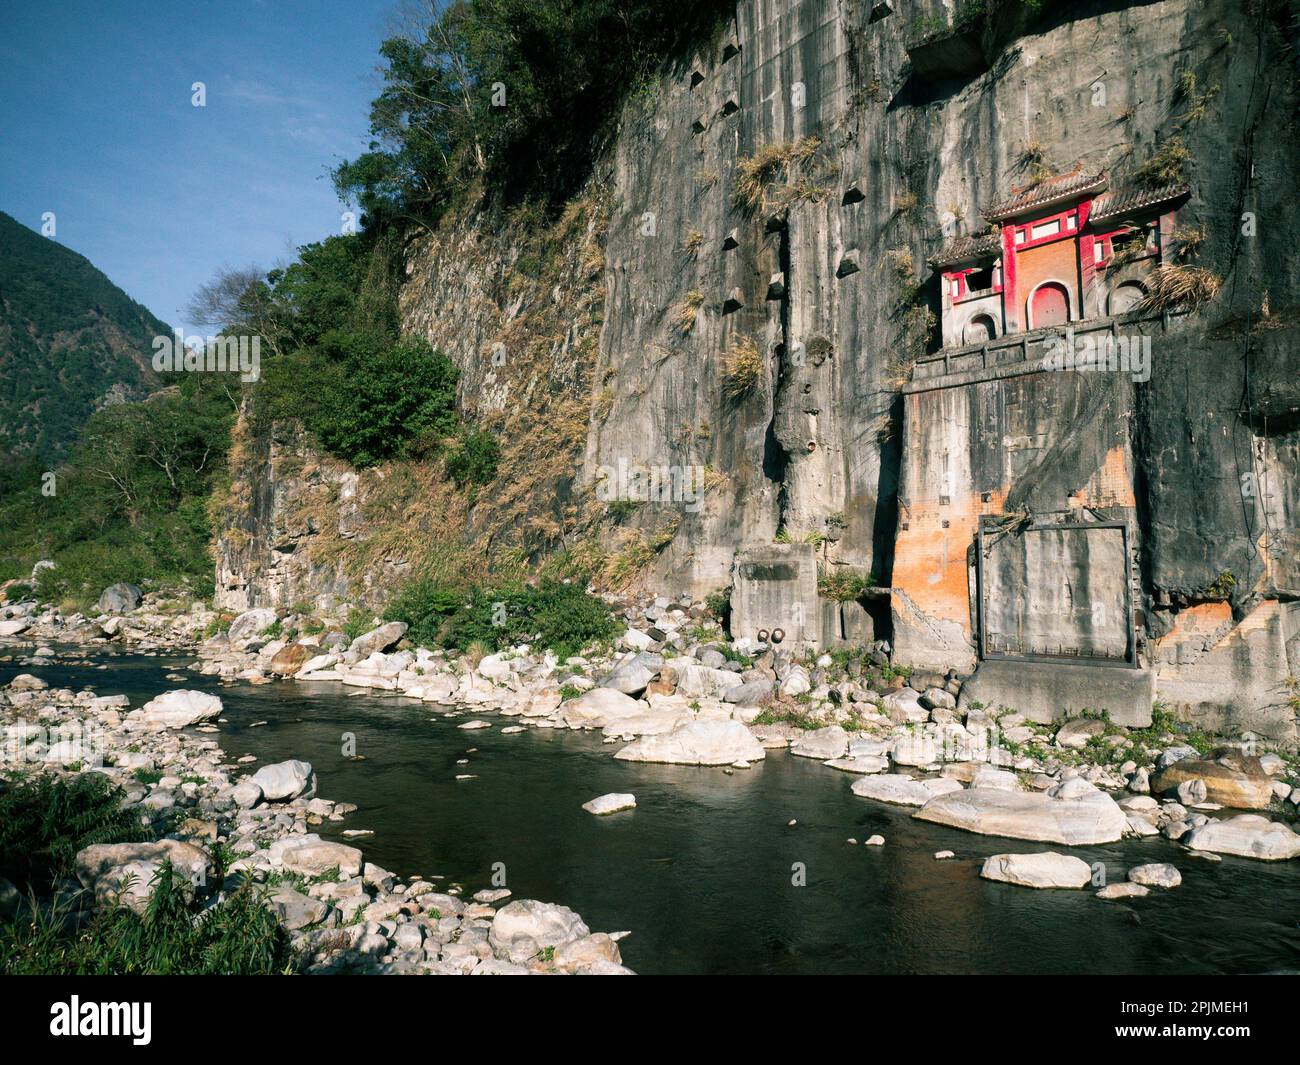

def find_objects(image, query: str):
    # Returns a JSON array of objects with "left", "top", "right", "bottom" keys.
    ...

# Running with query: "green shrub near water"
[
  {"left": 0, "top": 774, "right": 290, "bottom": 975},
  {"left": 384, "top": 578, "right": 618, "bottom": 659},
  {"left": 382, "top": 578, "right": 467, "bottom": 647},
  {"left": 0, "top": 774, "right": 148, "bottom": 894},
  {"left": 1, "top": 863, "right": 291, "bottom": 975}
]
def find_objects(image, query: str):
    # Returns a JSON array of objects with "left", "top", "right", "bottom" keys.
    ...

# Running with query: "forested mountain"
[{"left": 0, "top": 210, "right": 167, "bottom": 460}]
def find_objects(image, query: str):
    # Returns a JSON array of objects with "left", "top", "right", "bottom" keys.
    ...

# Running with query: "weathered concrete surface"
[
  {"left": 1154, "top": 600, "right": 1300, "bottom": 743},
  {"left": 958, "top": 660, "right": 1154, "bottom": 727},
  {"left": 730, "top": 543, "right": 819, "bottom": 645}
]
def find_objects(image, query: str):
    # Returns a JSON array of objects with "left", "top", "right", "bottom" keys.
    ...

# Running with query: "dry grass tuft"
[
  {"left": 1137, "top": 263, "right": 1222, "bottom": 313},
  {"left": 1132, "top": 136, "right": 1190, "bottom": 188},
  {"left": 670, "top": 289, "right": 706, "bottom": 333},
  {"left": 720, "top": 334, "right": 764, "bottom": 398},
  {"left": 734, "top": 137, "right": 827, "bottom": 213}
]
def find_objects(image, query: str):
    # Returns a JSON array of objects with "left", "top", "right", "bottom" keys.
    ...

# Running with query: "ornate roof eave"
[
  {"left": 982, "top": 170, "right": 1109, "bottom": 222},
  {"left": 928, "top": 232, "right": 1002, "bottom": 270},
  {"left": 1089, "top": 182, "right": 1191, "bottom": 225}
]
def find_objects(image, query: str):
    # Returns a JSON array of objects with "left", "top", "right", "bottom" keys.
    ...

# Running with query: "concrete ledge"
[{"left": 958, "top": 658, "right": 1154, "bottom": 727}]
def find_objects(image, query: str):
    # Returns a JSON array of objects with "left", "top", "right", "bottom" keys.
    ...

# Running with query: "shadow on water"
[{"left": 6, "top": 649, "right": 1300, "bottom": 975}]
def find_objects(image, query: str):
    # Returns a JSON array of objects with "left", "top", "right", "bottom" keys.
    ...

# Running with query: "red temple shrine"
[{"left": 930, "top": 169, "right": 1189, "bottom": 348}]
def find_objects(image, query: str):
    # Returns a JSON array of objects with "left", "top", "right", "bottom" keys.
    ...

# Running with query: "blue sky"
[{"left": 0, "top": 0, "right": 403, "bottom": 334}]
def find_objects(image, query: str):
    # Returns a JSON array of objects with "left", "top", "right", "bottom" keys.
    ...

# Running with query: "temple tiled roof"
[
  {"left": 928, "top": 231, "right": 1001, "bottom": 269},
  {"left": 1089, "top": 182, "right": 1190, "bottom": 224},
  {"left": 982, "top": 169, "right": 1108, "bottom": 221}
]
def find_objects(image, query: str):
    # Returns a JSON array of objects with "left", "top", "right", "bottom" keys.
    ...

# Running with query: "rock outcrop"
[
  {"left": 913, "top": 781, "right": 1128, "bottom": 845},
  {"left": 1185, "top": 815, "right": 1300, "bottom": 861},
  {"left": 980, "top": 852, "right": 1093, "bottom": 890},
  {"left": 1149, "top": 750, "right": 1275, "bottom": 810},
  {"left": 211, "top": 0, "right": 1300, "bottom": 743}
]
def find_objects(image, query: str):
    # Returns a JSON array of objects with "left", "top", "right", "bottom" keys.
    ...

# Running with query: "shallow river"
[{"left": 8, "top": 649, "right": 1300, "bottom": 974}]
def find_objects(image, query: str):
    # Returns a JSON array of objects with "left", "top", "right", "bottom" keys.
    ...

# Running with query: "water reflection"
[{"left": 4, "top": 650, "right": 1298, "bottom": 975}]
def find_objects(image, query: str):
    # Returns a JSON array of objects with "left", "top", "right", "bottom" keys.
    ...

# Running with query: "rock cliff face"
[{"left": 217, "top": 0, "right": 1300, "bottom": 738}]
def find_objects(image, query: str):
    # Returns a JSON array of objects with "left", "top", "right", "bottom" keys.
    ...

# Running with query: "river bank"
[
  {"left": 0, "top": 640, "right": 633, "bottom": 974},
  {"left": 6, "top": 640, "right": 1300, "bottom": 973},
  {"left": 6, "top": 585, "right": 1300, "bottom": 973}
]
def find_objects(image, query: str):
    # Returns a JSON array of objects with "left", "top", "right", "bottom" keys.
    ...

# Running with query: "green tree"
[
  {"left": 446, "top": 428, "right": 500, "bottom": 486},
  {"left": 303, "top": 332, "right": 460, "bottom": 468}
]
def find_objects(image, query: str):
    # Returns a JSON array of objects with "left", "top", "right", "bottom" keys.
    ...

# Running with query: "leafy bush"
[
  {"left": 267, "top": 332, "right": 459, "bottom": 469},
  {"left": 389, "top": 577, "right": 617, "bottom": 659},
  {"left": 1, "top": 863, "right": 290, "bottom": 975},
  {"left": 343, "top": 609, "right": 375, "bottom": 640},
  {"left": 524, "top": 581, "right": 620, "bottom": 659},
  {"left": 0, "top": 774, "right": 148, "bottom": 894},
  {"left": 704, "top": 586, "right": 731, "bottom": 619},
  {"left": 445, "top": 428, "right": 501, "bottom": 487},
  {"left": 383, "top": 579, "right": 467, "bottom": 647}
]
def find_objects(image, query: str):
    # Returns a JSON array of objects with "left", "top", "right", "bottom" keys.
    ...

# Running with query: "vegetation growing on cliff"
[
  {"left": 332, "top": 0, "right": 733, "bottom": 223},
  {"left": 733, "top": 137, "right": 832, "bottom": 215},
  {"left": 720, "top": 335, "right": 764, "bottom": 398}
]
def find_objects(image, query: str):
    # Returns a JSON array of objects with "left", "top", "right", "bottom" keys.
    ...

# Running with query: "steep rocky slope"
[{"left": 217, "top": 0, "right": 1300, "bottom": 738}]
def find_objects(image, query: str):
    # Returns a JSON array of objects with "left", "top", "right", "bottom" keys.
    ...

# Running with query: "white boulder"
[
  {"left": 851, "top": 774, "right": 963, "bottom": 806},
  {"left": 75, "top": 840, "right": 212, "bottom": 913},
  {"left": 250, "top": 759, "right": 315, "bottom": 801},
  {"left": 134, "top": 689, "right": 223, "bottom": 729},
  {"left": 1185, "top": 814, "right": 1300, "bottom": 861},
  {"left": 582, "top": 793, "right": 637, "bottom": 815},
  {"left": 1128, "top": 862, "right": 1181, "bottom": 888},
  {"left": 914, "top": 782, "right": 1127, "bottom": 845},
  {"left": 489, "top": 900, "right": 590, "bottom": 951},
  {"left": 789, "top": 725, "right": 851, "bottom": 760},
  {"left": 615, "top": 720, "right": 765, "bottom": 766},
  {"left": 560, "top": 688, "right": 646, "bottom": 729},
  {"left": 980, "top": 851, "right": 1093, "bottom": 889}
]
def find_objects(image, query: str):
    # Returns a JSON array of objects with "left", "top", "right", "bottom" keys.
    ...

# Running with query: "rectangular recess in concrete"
[{"left": 976, "top": 519, "right": 1136, "bottom": 667}]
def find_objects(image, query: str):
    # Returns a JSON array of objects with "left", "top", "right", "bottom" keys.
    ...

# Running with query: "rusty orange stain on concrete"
[
  {"left": 893, "top": 487, "right": 1008, "bottom": 638},
  {"left": 1219, "top": 599, "right": 1279, "bottom": 643},
  {"left": 1154, "top": 599, "right": 1283, "bottom": 663},
  {"left": 1154, "top": 600, "right": 1233, "bottom": 657},
  {"left": 1068, "top": 445, "right": 1136, "bottom": 509}
]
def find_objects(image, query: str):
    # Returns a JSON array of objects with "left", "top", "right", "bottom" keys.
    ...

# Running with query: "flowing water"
[{"left": 7, "top": 649, "right": 1300, "bottom": 975}]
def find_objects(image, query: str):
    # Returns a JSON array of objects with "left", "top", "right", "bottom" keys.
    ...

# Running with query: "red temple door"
[{"left": 1029, "top": 282, "right": 1069, "bottom": 328}]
